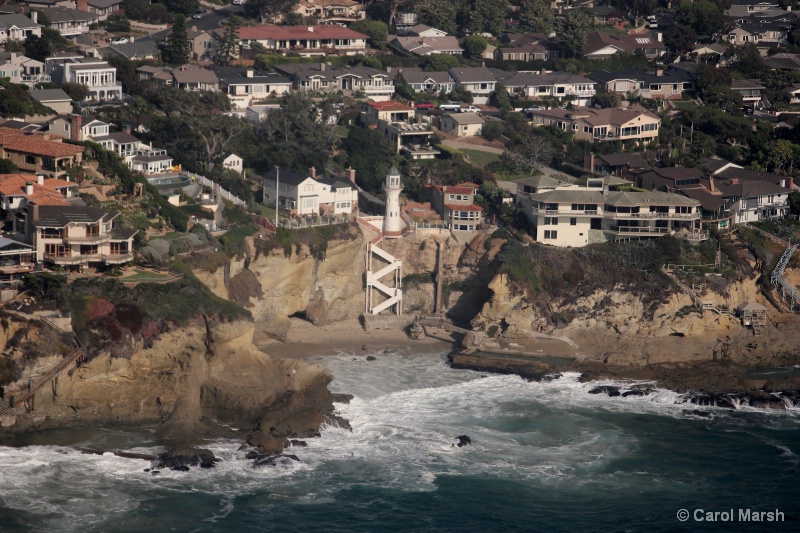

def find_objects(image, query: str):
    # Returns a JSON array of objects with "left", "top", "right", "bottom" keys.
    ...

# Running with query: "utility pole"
[{"left": 274, "top": 165, "right": 279, "bottom": 229}]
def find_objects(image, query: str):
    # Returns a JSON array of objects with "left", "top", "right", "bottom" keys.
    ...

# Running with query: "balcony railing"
[
  {"left": 609, "top": 226, "right": 671, "bottom": 234},
  {"left": 606, "top": 212, "right": 699, "bottom": 220},
  {"left": 21, "top": 74, "right": 51, "bottom": 83},
  {"left": 566, "top": 89, "right": 596, "bottom": 97},
  {"left": 0, "top": 263, "right": 34, "bottom": 274},
  {"left": 65, "top": 234, "right": 110, "bottom": 244},
  {"left": 44, "top": 252, "right": 133, "bottom": 265}
]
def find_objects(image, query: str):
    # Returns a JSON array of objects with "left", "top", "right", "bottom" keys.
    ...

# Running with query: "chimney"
[
  {"left": 320, "top": 63, "right": 325, "bottom": 71},
  {"left": 192, "top": 26, "right": 197, "bottom": 32},
  {"left": 788, "top": 177, "right": 795, "bottom": 189},
  {"left": 31, "top": 11, "right": 37, "bottom": 23},
  {"left": 386, "top": 66, "right": 392, "bottom": 73},
  {"left": 729, "top": 178, "right": 739, "bottom": 185},
  {"left": 656, "top": 69, "right": 664, "bottom": 76},
  {"left": 310, "top": 166, "right": 316, "bottom": 178},
  {"left": 308, "top": 26, "right": 314, "bottom": 32},
  {"left": 76, "top": 0, "right": 88, "bottom": 11},
  {"left": 10, "top": 52, "right": 15, "bottom": 61},
  {"left": 709, "top": 177, "right": 716, "bottom": 192},
  {"left": 589, "top": 152, "right": 596, "bottom": 173},
  {"left": 348, "top": 166, "right": 356, "bottom": 184},
  {"left": 70, "top": 113, "right": 82, "bottom": 142},
  {"left": 130, "top": 36, "right": 134, "bottom": 43},
  {"left": 246, "top": 69, "right": 254, "bottom": 78},
  {"left": 37, "top": 174, "right": 44, "bottom": 186},
  {"left": 25, "top": 182, "right": 34, "bottom": 196}
]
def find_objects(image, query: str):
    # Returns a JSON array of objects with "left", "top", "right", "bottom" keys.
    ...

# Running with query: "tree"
[
  {"left": 697, "top": 64, "right": 731, "bottom": 98},
  {"left": 415, "top": 0, "right": 459, "bottom": 35},
  {"left": 557, "top": 8, "right": 594, "bottom": 58},
  {"left": 258, "top": 91, "right": 342, "bottom": 172},
  {"left": 592, "top": 91, "right": 622, "bottom": 108},
  {"left": 481, "top": 119, "right": 504, "bottom": 140},
  {"left": 623, "top": 0, "right": 656, "bottom": 28},
  {"left": 677, "top": 0, "right": 728, "bottom": 39},
  {"left": 351, "top": 19, "right": 389, "bottom": 49},
  {"left": 215, "top": 17, "right": 241, "bottom": 66},
  {"left": 463, "top": 35, "right": 488, "bottom": 58},
  {"left": 764, "top": 139, "right": 800, "bottom": 173},
  {"left": 62, "top": 82, "right": 89, "bottom": 101},
  {"left": 23, "top": 34, "right": 50, "bottom": 62},
  {"left": 518, "top": 0, "right": 553, "bottom": 34},
  {"left": 489, "top": 83, "right": 511, "bottom": 113},
  {"left": 162, "top": 15, "right": 190, "bottom": 65},
  {"left": 0, "top": 159, "right": 19, "bottom": 174},
  {"left": 704, "top": 87, "right": 743, "bottom": 115},
  {"left": 504, "top": 134, "right": 553, "bottom": 173},
  {"left": 460, "top": 0, "right": 509, "bottom": 37},
  {"left": 245, "top": 0, "right": 298, "bottom": 24},
  {"left": 733, "top": 43, "right": 765, "bottom": 77},
  {"left": 789, "top": 190, "right": 800, "bottom": 217},
  {"left": 663, "top": 25, "right": 698, "bottom": 58},
  {"left": 424, "top": 53, "right": 460, "bottom": 71},
  {"left": 164, "top": 0, "right": 199, "bottom": 16},
  {"left": 341, "top": 126, "right": 397, "bottom": 192}
]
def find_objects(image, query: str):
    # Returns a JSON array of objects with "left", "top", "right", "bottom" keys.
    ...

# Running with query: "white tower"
[{"left": 382, "top": 166, "right": 403, "bottom": 236}]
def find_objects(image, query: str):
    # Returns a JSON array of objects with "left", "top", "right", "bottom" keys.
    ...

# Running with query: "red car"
[{"left": 414, "top": 102, "right": 435, "bottom": 110}]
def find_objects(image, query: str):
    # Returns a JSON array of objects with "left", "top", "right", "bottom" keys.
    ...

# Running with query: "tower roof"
[{"left": 388, "top": 166, "right": 400, "bottom": 176}]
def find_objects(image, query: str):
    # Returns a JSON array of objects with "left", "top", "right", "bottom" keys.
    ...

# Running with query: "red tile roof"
[
  {"left": 442, "top": 186, "right": 477, "bottom": 195},
  {"left": 367, "top": 100, "right": 414, "bottom": 111},
  {"left": 238, "top": 24, "right": 367, "bottom": 41},
  {"left": 445, "top": 203, "right": 483, "bottom": 211},
  {"left": 0, "top": 127, "right": 85, "bottom": 159},
  {"left": 0, "top": 174, "right": 70, "bottom": 205}
]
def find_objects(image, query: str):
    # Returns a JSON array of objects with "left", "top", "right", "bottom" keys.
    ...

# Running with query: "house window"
[
  {"left": 301, "top": 197, "right": 316, "bottom": 209},
  {"left": 544, "top": 217, "right": 558, "bottom": 225},
  {"left": 543, "top": 230, "right": 557, "bottom": 239},
  {"left": 570, "top": 218, "right": 577, "bottom": 226},
  {"left": 641, "top": 123, "right": 658, "bottom": 132},
  {"left": 449, "top": 194, "right": 455, "bottom": 199},
  {"left": 304, "top": 184, "right": 314, "bottom": 192}
]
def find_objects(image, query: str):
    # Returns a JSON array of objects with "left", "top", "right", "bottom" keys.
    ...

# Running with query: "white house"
[
  {"left": 37, "top": 7, "right": 99, "bottom": 37},
  {"left": 274, "top": 63, "right": 394, "bottom": 101},
  {"left": 263, "top": 167, "right": 358, "bottom": 216},
  {"left": 522, "top": 186, "right": 703, "bottom": 247},
  {"left": 448, "top": 67, "right": 496, "bottom": 104},
  {"left": 212, "top": 67, "right": 292, "bottom": 109},
  {"left": 0, "top": 14, "right": 42, "bottom": 44},
  {"left": 0, "top": 52, "right": 47, "bottom": 85},
  {"left": 237, "top": 25, "right": 368, "bottom": 56},
  {"left": 222, "top": 154, "right": 243, "bottom": 174},
  {"left": 129, "top": 147, "right": 173, "bottom": 174},
  {"left": 63, "top": 58, "right": 122, "bottom": 101},
  {"left": 439, "top": 113, "right": 484, "bottom": 137},
  {"left": 496, "top": 71, "right": 597, "bottom": 106}
]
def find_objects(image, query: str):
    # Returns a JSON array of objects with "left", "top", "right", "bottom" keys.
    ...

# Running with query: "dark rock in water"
[
  {"left": 622, "top": 390, "right": 648, "bottom": 397},
  {"left": 252, "top": 454, "right": 301, "bottom": 468},
  {"left": 170, "top": 465, "right": 190, "bottom": 472},
  {"left": 366, "top": 355, "right": 377, "bottom": 361},
  {"left": 325, "top": 414, "right": 352, "bottom": 431},
  {"left": 331, "top": 393, "right": 354, "bottom": 404},
  {"left": 454, "top": 435, "right": 471, "bottom": 448},
  {"left": 289, "top": 439, "right": 308, "bottom": 447},
  {"left": 589, "top": 386, "right": 621, "bottom": 397},
  {"left": 690, "top": 394, "right": 735, "bottom": 409},
  {"left": 155, "top": 447, "right": 218, "bottom": 470},
  {"left": 144, "top": 468, "right": 151, "bottom": 472},
  {"left": 245, "top": 450, "right": 259, "bottom": 460},
  {"left": 683, "top": 409, "right": 711, "bottom": 418},
  {"left": 151, "top": 470, "right": 160, "bottom": 475},
  {"left": 541, "top": 373, "right": 562, "bottom": 382}
]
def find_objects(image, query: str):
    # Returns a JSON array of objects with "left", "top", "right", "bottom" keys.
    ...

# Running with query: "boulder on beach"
[
  {"left": 453, "top": 435, "right": 471, "bottom": 447},
  {"left": 588, "top": 386, "right": 621, "bottom": 397}
]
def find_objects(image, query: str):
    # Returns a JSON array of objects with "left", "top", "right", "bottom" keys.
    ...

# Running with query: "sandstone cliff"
[{"left": 2, "top": 318, "right": 333, "bottom": 453}]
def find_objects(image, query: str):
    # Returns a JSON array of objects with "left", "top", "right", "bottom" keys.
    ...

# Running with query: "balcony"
[
  {"left": 0, "top": 262, "right": 34, "bottom": 275},
  {"left": 609, "top": 226, "right": 671, "bottom": 235},
  {"left": 606, "top": 211, "right": 699, "bottom": 220},
  {"left": 21, "top": 74, "right": 51, "bottom": 84},
  {"left": 45, "top": 252, "right": 133, "bottom": 265},
  {"left": 65, "top": 234, "right": 111, "bottom": 244},
  {"left": 566, "top": 89, "right": 596, "bottom": 97}
]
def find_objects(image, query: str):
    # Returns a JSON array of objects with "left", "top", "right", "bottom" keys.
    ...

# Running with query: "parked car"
[
  {"left": 192, "top": 9, "right": 208, "bottom": 18},
  {"left": 110, "top": 37, "right": 129, "bottom": 44},
  {"left": 232, "top": 0, "right": 246, "bottom": 3},
  {"left": 523, "top": 106, "right": 543, "bottom": 113},
  {"left": 414, "top": 102, "right": 435, "bottom": 110},
  {"left": 458, "top": 105, "right": 481, "bottom": 113},
  {"left": 439, "top": 102, "right": 462, "bottom": 111}
]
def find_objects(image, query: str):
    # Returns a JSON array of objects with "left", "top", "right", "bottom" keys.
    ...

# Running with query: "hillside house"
[
  {"left": 439, "top": 113, "right": 484, "bottom": 137},
  {"left": 359, "top": 100, "right": 439, "bottom": 159},
  {"left": 262, "top": 167, "right": 358, "bottom": 216},
  {"left": 429, "top": 183, "right": 483, "bottom": 230},
  {"left": 528, "top": 105, "right": 660, "bottom": 145},
  {"left": 238, "top": 25, "right": 368, "bottom": 56},
  {"left": 274, "top": 63, "right": 393, "bottom": 101}
]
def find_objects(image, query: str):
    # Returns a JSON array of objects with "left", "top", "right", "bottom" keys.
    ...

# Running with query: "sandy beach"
[{"left": 260, "top": 317, "right": 455, "bottom": 359}]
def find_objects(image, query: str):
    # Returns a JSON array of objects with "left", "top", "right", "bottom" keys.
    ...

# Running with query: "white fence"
[{"left": 184, "top": 172, "right": 247, "bottom": 207}]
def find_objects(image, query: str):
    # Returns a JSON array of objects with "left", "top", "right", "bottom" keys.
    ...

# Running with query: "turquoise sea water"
[{"left": 0, "top": 348, "right": 798, "bottom": 532}]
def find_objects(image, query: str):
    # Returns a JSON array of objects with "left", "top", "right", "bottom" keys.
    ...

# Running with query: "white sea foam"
[{"left": 1, "top": 350, "right": 798, "bottom": 530}]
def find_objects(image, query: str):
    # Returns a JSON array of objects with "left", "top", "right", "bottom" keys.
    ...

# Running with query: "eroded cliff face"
[
  {"left": 194, "top": 233, "right": 367, "bottom": 342},
  {"left": 4, "top": 319, "right": 332, "bottom": 452},
  {"left": 473, "top": 273, "right": 800, "bottom": 367}
]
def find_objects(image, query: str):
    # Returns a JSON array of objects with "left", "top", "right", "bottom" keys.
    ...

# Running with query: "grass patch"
[
  {"left": 492, "top": 169, "right": 542, "bottom": 182},
  {"left": 150, "top": 231, "right": 189, "bottom": 242},
  {"left": 461, "top": 149, "right": 500, "bottom": 169},
  {"left": 672, "top": 101, "right": 697, "bottom": 110},
  {"left": 122, "top": 269, "right": 173, "bottom": 282},
  {"left": 255, "top": 203, "right": 277, "bottom": 221}
]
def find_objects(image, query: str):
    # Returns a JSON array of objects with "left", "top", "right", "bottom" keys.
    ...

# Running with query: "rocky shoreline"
[{"left": 449, "top": 349, "right": 800, "bottom": 412}]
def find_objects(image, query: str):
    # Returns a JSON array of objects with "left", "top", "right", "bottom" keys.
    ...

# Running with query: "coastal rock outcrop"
[{"left": 2, "top": 319, "right": 334, "bottom": 454}]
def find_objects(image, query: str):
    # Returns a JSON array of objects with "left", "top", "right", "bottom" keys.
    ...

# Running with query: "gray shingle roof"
[
  {"left": 29, "top": 88, "right": 71, "bottom": 102},
  {"left": 33, "top": 206, "right": 117, "bottom": 227}
]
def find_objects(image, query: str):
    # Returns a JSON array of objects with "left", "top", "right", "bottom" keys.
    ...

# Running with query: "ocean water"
[{"left": 0, "top": 348, "right": 798, "bottom": 532}]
